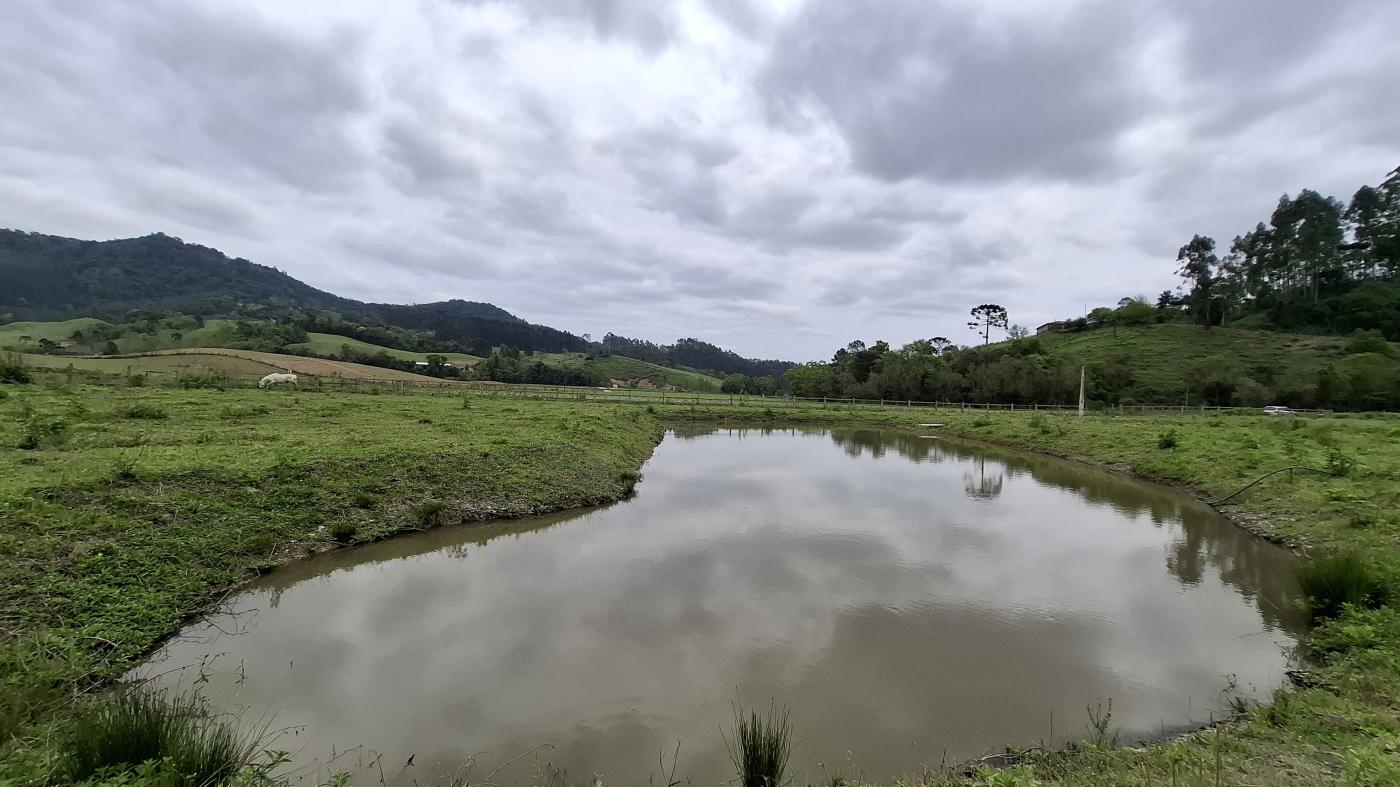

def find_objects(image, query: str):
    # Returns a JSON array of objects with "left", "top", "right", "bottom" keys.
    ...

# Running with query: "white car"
[{"left": 1263, "top": 405, "right": 1295, "bottom": 416}]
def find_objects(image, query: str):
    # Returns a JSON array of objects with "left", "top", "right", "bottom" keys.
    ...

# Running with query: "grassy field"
[
  {"left": 0, "top": 384, "right": 661, "bottom": 779},
  {"left": 539, "top": 352, "right": 723, "bottom": 391},
  {"left": 3, "top": 382, "right": 1399, "bottom": 784},
  {"left": 16, "top": 348, "right": 453, "bottom": 383},
  {"left": 1036, "top": 324, "right": 1400, "bottom": 403},
  {"left": 286, "top": 332, "right": 482, "bottom": 365}
]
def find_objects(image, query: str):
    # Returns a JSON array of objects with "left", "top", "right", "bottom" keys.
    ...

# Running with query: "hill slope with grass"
[
  {"left": 539, "top": 352, "right": 723, "bottom": 391},
  {"left": 287, "top": 333, "right": 482, "bottom": 365},
  {"left": 1034, "top": 323, "right": 1400, "bottom": 407}
]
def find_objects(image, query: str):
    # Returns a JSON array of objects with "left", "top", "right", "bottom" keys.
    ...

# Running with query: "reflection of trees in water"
[
  {"left": 963, "top": 457, "right": 1005, "bottom": 500},
  {"left": 825, "top": 427, "right": 1306, "bottom": 635},
  {"left": 829, "top": 429, "right": 947, "bottom": 461}
]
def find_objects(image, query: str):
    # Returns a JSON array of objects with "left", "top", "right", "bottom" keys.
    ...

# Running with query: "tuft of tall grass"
[
  {"left": 724, "top": 702, "right": 794, "bottom": 787},
  {"left": 413, "top": 499, "right": 448, "bottom": 527},
  {"left": 1297, "top": 552, "right": 1384, "bottom": 620},
  {"left": 67, "top": 689, "right": 265, "bottom": 785},
  {"left": 329, "top": 521, "right": 358, "bottom": 543}
]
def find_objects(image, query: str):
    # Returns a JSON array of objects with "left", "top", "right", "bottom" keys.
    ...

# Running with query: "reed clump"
[
  {"left": 724, "top": 702, "right": 793, "bottom": 787},
  {"left": 66, "top": 689, "right": 265, "bottom": 785}
]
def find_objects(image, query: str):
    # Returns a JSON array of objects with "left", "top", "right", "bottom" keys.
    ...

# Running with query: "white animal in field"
[{"left": 258, "top": 372, "right": 298, "bottom": 389}]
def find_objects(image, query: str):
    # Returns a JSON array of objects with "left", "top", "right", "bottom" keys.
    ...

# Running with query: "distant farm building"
[{"left": 1036, "top": 321, "right": 1070, "bottom": 335}]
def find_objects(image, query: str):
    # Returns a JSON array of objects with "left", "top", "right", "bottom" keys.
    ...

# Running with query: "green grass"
[
  {"left": 286, "top": 333, "right": 481, "bottom": 365},
  {"left": 0, "top": 318, "right": 112, "bottom": 350},
  {"left": 0, "top": 385, "right": 661, "bottom": 779},
  {"left": 538, "top": 352, "right": 723, "bottom": 391},
  {"left": 1036, "top": 323, "right": 1400, "bottom": 404},
  {"left": 66, "top": 689, "right": 268, "bottom": 785}
]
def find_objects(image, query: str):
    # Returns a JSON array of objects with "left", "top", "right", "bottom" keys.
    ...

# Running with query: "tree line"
[{"left": 1169, "top": 164, "right": 1400, "bottom": 337}]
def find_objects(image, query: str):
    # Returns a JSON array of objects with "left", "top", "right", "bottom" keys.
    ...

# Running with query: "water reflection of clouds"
[{"left": 135, "top": 427, "right": 1305, "bottom": 786}]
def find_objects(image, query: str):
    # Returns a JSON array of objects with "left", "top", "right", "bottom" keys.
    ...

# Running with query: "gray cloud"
[
  {"left": 0, "top": 0, "right": 1397, "bottom": 360},
  {"left": 760, "top": 1, "right": 1149, "bottom": 183}
]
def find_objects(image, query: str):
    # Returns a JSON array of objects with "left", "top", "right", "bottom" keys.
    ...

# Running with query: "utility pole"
[{"left": 1078, "top": 365, "right": 1086, "bottom": 417}]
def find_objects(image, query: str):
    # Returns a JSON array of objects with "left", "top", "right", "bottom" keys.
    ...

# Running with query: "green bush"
[
  {"left": 350, "top": 491, "right": 376, "bottom": 509},
  {"left": 0, "top": 352, "right": 31, "bottom": 384},
  {"left": 1156, "top": 429, "right": 1179, "bottom": 449},
  {"left": 19, "top": 417, "right": 68, "bottom": 450},
  {"left": 116, "top": 404, "right": 169, "bottom": 420},
  {"left": 1297, "top": 552, "right": 1385, "bottom": 619},
  {"left": 329, "top": 521, "right": 358, "bottom": 543},
  {"left": 66, "top": 689, "right": 262, "bottom": 785}
]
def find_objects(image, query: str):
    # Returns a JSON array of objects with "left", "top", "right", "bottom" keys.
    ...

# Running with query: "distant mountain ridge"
[{"left": 0, "top": 229, "right": 788, "bottom": 376}]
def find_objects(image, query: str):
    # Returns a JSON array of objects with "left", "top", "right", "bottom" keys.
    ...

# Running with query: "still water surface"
[{"left": 137, "top": 427, "right": 1304, "bottom": 785}]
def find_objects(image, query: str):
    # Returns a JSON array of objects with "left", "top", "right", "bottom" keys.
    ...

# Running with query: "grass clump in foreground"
[
  {"left": 1297, "top": 551, "right": 1387, "bottom": 620},
  {"left": 724, "top": 702, "right": 793, "bottom": 787},
  {"left": 66, "top": 689, "right": 272, "bottom": 785}
]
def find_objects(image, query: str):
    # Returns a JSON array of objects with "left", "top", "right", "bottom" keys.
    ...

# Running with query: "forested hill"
[
  {"left": 0, "top": 230, "right": 785, "bottom": 370},
  {"left": 0, "top": 229, "right": 584, "bottom": 353}
]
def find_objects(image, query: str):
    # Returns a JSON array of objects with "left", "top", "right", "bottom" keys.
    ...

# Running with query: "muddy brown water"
[{"left": 134, "top": 427, "right": 1305, "bottom": 785}]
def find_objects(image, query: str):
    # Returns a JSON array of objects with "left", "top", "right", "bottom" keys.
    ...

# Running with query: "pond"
[{"left": 134, "top": 427, "right": 1305, "bottom": 785}]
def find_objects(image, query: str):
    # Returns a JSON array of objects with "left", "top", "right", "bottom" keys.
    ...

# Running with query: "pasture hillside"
[
  {"left": 0, "top": 318, "right": 111, "bottom": 350},
  {"left": 17, "top": 348, "right": 452, "bottom": 383},
  {"left": 1034, "top": 323, "right": 1400, "bottom": 405},
  {"left": 287, "top": 332, "right": 481, "bottom": 365},
  {"left": 540, "top": 352, "right": 723, "bottom": 391}
]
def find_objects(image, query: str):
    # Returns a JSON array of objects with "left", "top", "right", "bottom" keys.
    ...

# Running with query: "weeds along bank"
[
  {"left": 0, "top": 385, "right": 661, "bottom": 780},
  {"left": 4, "top": 384, "right": 1400, "bottom": 784},
  {"left": 656, "top": 403, "right": 1400, "bottom": 785}
]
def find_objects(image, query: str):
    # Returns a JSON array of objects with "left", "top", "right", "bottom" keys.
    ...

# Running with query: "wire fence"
[{"left": 27, "top": 364, "right": 1358, "bottom": 417}]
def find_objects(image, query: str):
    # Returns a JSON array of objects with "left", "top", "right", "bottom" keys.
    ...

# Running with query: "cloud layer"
[{"left": 2, "top": 0, "right": 1397, "bottom": 359}]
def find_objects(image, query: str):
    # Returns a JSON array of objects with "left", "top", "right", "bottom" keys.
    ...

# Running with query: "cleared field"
[
  {"left": 0, "top": 318, "right": 110, "bottom": 349},
  {"left": 19, "top": 351, "right": 280, "bottom": 377},
  {"left": 20, "top": 348, "right": 453, "bottom": 382},
  {"left": 287, "top": 332, "right": 481, "bottom": 365}
]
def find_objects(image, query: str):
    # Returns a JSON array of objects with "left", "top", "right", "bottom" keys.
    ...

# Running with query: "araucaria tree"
[{"left": 967, "top": 304, "right": 1009, "bottom": 345}]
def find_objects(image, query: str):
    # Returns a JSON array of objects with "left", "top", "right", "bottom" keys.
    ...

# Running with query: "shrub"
[
  {"left": 1156, "top": 429, "right": 1179, "bottom": 449},
  {"left": 115, "top": 404, "right": 168, "bottom": 420},
  {"left": 350, "top": 491, "right": 376, "bottom": 509},
  {"left": 66, "top": 689, "right": 263, "bottom": 785},
  {"left": 19, "top": 417, "right": 68, "bottom": 450},
  {"left": 413, "top": 500, "right": 448, "bottom": 527},
  {"left": 1326, "top": 448, "right": 1356, "bottom": 477},
  {"left": 618, "top": 469, "right": 642, "bottom": 492},
  {"left": 329, "top": 521, "right": 358, "bottom": 543},
  {"left": 126, "top": 373, "right": 146, "bottom": 388},
  {"left": 176, "top": 372, "right": 227, "bottom": 390},
  {"left": 1297, "top": 552, "right": 1385, "bottom": 620},
  {"left": 0, "top": 352, "right": 31, "bottom": 384},
  {"left": 1346, "top": 328, "right": 1393, "bottom": 357},
  {"left": 724, "top": 703, "right": 793, "bottom": 787}
]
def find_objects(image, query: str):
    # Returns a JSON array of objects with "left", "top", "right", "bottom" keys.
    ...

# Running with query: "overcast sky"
[{"left": 3, "top": 1, "right": 1398, "bottom": 360}]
